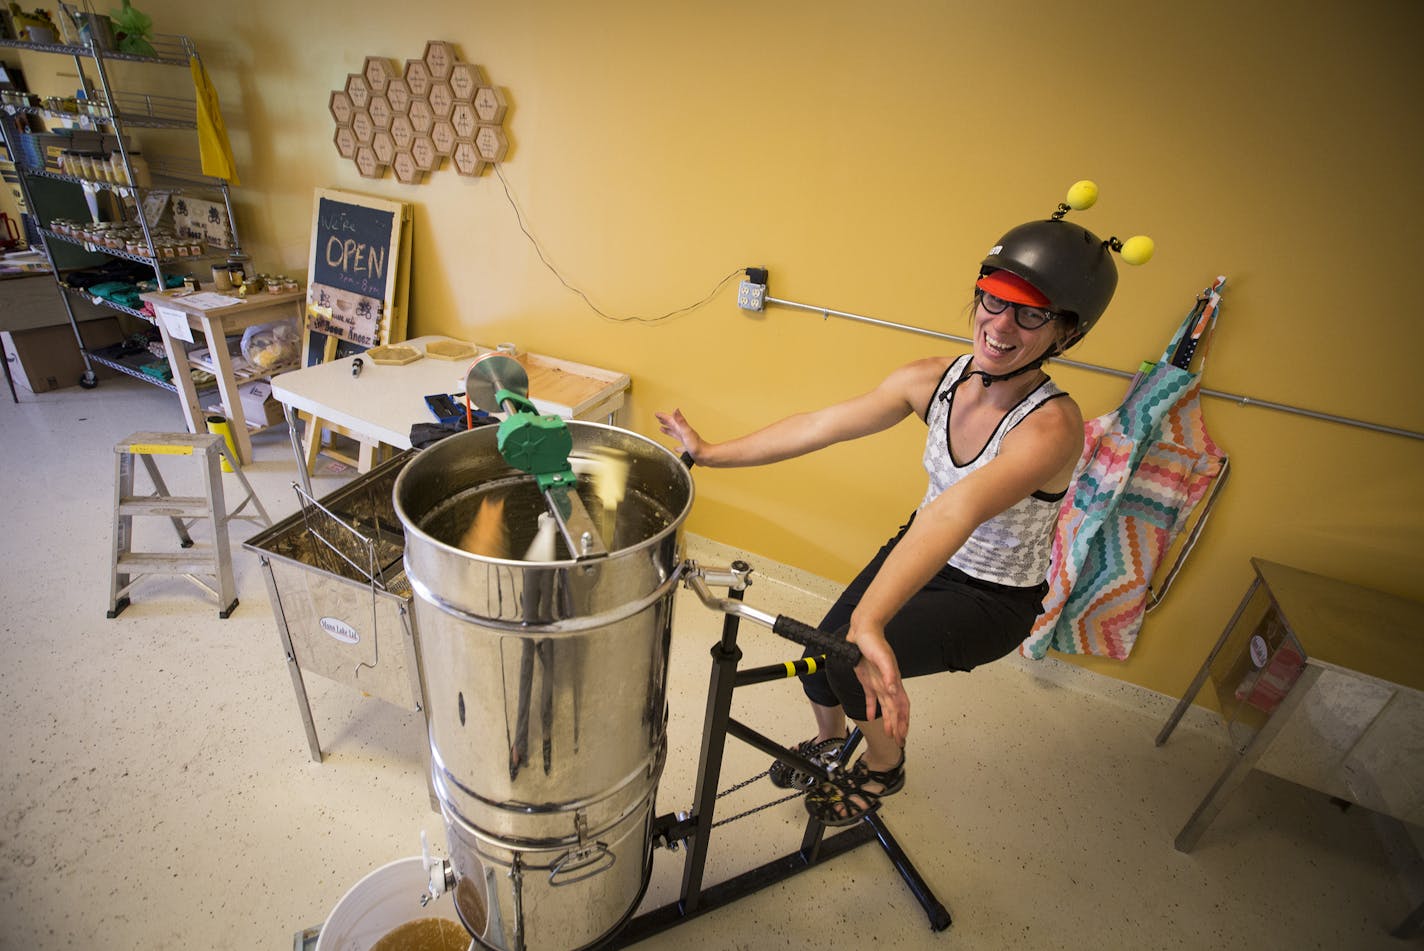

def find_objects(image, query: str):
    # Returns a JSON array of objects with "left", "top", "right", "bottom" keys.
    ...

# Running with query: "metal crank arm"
[{"left": 682, "top": 561, "right": 862, "bottom": 666}]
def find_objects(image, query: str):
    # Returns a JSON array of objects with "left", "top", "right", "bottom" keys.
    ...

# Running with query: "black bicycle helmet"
[
  {"left": 980, "top": 219, "right": 1116, "bottom": 348},
  {"left": 978, "top": 181, "right": 1152, "bottom": 349}
]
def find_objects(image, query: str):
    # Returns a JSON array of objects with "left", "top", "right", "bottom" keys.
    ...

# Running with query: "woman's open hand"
[
  {"left": 654, "top": 408, "right": 706, "bottom": 462},
  {"left": 848, "top": 625, "right": 909, "bottom": 744}
]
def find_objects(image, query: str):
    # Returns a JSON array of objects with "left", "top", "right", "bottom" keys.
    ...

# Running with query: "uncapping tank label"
[{"left": 320, "top": 616, "right": 360, "bottom": 645}]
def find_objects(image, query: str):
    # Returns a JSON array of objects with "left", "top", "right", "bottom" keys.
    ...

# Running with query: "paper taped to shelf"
[
  {"left": 154, "top": 304, "right": 194, "bottom": 343},
  {"left": 307, "top": 281, "right": 383, "bottom": 348}
]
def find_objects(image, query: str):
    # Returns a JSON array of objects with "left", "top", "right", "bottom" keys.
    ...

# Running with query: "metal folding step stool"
[{"left": 108, "top": 431, "right": 271, "bottom": 619}]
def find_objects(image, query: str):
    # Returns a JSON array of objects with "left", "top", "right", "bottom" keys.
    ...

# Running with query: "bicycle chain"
[{"left": 709, "top": 768, "right": 804, "bottom": 829}]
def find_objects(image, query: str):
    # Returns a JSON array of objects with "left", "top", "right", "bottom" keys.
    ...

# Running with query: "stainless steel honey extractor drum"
[{"left": 394, "top": 421, "right": 693, "bottom": 951}]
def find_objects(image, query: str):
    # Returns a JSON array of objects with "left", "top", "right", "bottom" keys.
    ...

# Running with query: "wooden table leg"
[{"left": 199, "top": 315, "right": 254, "bottom": 465}]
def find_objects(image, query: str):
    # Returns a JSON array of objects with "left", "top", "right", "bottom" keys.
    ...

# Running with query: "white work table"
[{"left": 270, "top": 335, "right": 630, "bottom": 491}]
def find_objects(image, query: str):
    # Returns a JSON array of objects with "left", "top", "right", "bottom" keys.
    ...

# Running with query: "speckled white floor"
[{"left": 1, "top": 376, "right": 1419, "bottom": 950}]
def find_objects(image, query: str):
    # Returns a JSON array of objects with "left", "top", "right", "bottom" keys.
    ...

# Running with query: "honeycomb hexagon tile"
[
  {"left": 404, "top": 59, "right": 432, "bottom": 99},
  {"left": 392, "top": 150, "right": 424, "bottom": 184},
  {"left": 330, "top": 90, "right": 354, "bottom": 126},
  {"left": 411, "top": 136, "right": 440, "bottom": 172},
  {"left": 368, "top": 94, "right": 393, "bottom": 130},
  {"left": 451, "top": 139, "right": 487, "bottom": 177},
  {"left": 363, "top": 56, "right": 397, "bottom": 94},
  {"left": 386, "top": 77, "right": 412, "bottom": 115},
  {"left": 409, "top": 98, "right": 435, "bottom": 135},
  {"left": 451, "top": 101, "right": 478, "bottom": 140},
  {"left": 354, "top": 145, "right": 384, "bottom": 179},
  {"left": 372, "top": 129, "right": 396, "bottom": 165},
  {"left": 431, "top": 119, "right": 457, "bottom": 157},
  {"left": 472, "top": 86, "right": 507, "bottom": 124},
  {"left": 389, "top": 114, "right": 415, "bottom": 152},
  {"left": 428, "top": 81, "right": 454, "bottom": 120},
  {"left": 334, "top": 125, "right": 358, "bottom": 159},
  {"left": 474, "top": 123, "right": 508, "bottom": 163},
  {"left": 449, "top": 62, "right": 484, "bottom": 102},
  {"left": 345, "top": 73, "right": 371, "bottom": 110},
  {"left": 423, "top": 41, "right": 456, "bottom": 80},
  {"left": 351, "top": 110, "right": 375, "bottom": 145}
]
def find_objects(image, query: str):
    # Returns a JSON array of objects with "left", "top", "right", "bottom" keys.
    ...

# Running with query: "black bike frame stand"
[{"left": 606, "top": 562, "right": 952, "bottom": 948}]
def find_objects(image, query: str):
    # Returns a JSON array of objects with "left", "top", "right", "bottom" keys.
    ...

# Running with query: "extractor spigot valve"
[{"left": 420, "top": 830, "right": 455, "bottom": 907}]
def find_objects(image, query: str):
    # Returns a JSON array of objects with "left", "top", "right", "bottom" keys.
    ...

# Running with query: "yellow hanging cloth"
[{"left": 189, "top": 55, "right": 240, "bottom": 185}]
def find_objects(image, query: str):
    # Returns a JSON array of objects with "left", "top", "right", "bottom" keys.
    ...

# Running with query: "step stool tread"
[
  {"left": 117, "top": 552, "right": 220, "bottom": 574},
  {"left": 119, "top": 496, "right": 214, "bottom": 518}
]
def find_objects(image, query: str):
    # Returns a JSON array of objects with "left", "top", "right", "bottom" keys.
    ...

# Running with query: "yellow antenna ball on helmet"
[
  {"left": 1065, "top": 180, "right": 1099, "bottom": 210},
  {"left": 1120, "top": 235, "right": 1155, "bottom": 266}
]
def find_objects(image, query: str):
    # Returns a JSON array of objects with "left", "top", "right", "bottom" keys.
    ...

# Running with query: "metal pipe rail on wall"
[{"left": 763, "top": 295, "right": 1424, "bottom": 442}]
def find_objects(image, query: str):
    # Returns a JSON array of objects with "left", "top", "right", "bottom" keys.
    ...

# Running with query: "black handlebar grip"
[{"left": 772, "top": 615, "right": 862, "bottom": 666}]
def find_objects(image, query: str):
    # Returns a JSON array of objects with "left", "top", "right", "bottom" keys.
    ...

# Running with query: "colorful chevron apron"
[{"left": 1020, "top": 279, "right": 1228, "bottom": 660}]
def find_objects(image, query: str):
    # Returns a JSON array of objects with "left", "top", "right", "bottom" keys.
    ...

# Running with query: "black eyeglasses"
[{"left": 978, "top": 291, "right": 1060, "bottom": 331}]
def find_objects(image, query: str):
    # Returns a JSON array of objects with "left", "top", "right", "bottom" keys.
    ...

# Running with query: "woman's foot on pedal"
[
  {"left": 769, "top": 734, "right": 846, "bottom": 790},
  {"left": 803, "top": 752, "right": 905, "bottom": 826}
]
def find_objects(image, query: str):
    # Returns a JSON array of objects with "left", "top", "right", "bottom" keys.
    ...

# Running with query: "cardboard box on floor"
[
  {"left": 209, "top": 379, "right": 284, "bottom": 428},
  {"left": 2, "top": 316, "right": 124, "bottom": 392}
]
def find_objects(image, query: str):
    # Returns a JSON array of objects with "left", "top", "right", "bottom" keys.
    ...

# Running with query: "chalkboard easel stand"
[{"left": 301, "top": 187, "right": 412, "bottom": 472}]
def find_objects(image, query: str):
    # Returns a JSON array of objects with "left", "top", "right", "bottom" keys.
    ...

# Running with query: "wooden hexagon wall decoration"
[
  {"left": 451, "top": 102, "right": 478, "bottom": 140},
  {"left": 390, "top": 114, "right": 415, "bottom": 152},
  {"left": 334, "top": 126, "right": 358, "bottom": 159},
  {"left": 372, "top": 130, "right": 396, "bottom": 165},
  {"left": 472, "top": 86, "right": 507, "bottom": 124},
  {"left": 330, "top": 90, "right": 354, "bottom": 126},
  {"left": 431, "top": 119, "right": 457, "bottom": 157},
  {"left": 368, "top": 94, "right": 393, "bottom": 130},
  {"left": 354, "top": 145, "right": 384, "bottom": 179},
  {"left": 449, "top": 63, "right": 483, "bottom": 102},
  {"left": 404, "top": 59, "right": 432, "bottom": 98},
  {"left": 386, "top": 77, "right": 412, "bottom": 115},
  {"left": 331, "top": 41, "right": 510, "bottom": 181},
  {"left": 423, "top": 41, "right": 456, "bottom": 80},
  {"left": 363, "top": 56, "right": 397, "bottom": 94},
  {"left": 392, "top": 150, "right": 424, "bottom": 184},
  {"left": 474, "top": 124, "right": 508, "bottom": 163},
  {"left": 451, "top": 139, "right": 486, "bottom": 177},
  {"left": 408, "top": 98, "right": 435, "bottom": 136},
  {"left": 345, "top": 73, "right": 371, "bottom": 110},
  {"left": 411, "top": 136, "right": 440, "bottom": 172}
]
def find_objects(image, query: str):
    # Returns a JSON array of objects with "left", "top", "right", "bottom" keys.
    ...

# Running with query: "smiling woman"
[{"left": 656, "top": 183, "right": 1147, "bottom": 827}]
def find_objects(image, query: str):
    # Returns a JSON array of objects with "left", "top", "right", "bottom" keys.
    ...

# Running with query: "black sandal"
[
  {"left": 769, "top": 735, "right": 846, "bottom": 790},
  {"left": 803, "top": 754, "right": 906, "bottom": 827}
]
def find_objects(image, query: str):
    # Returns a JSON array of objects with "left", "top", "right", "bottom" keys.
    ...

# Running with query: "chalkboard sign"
[
  {"left": 304, "top": 187, "right": 411, "bottom": 365},
  {"left": 311, "top": 197, "right": 395, "bottom": 299}
]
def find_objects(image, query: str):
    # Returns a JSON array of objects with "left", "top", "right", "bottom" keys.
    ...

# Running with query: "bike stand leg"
[
  {"left": 865, "top": 812, "right": 953, "bottom": 931},
  {"left": 611, "top": 565, "right": 951, "bottom": 946}
]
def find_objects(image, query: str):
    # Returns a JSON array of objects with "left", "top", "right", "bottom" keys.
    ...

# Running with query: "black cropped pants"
[{"left": 801, "top": 518, "right": 1047, "bottom": 722}]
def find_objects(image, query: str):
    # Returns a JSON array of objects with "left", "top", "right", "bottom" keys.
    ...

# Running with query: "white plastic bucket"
[{"left": 315, "top": 856, "right": 462, "bottom": 951}]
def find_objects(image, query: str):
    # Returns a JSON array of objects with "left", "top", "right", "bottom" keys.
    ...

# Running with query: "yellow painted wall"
[{"left": 14, "top": 0, "right": 1423, "bottom": 702}]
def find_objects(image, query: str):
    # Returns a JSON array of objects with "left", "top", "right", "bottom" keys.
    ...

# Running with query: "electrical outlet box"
[{"left": 737, "top": 280, "right": 766, "bottom": 312}]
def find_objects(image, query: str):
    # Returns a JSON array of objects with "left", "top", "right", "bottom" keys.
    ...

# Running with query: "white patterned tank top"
[{"left": 920, "top": 355, "right": 1069, "bottom": 588}]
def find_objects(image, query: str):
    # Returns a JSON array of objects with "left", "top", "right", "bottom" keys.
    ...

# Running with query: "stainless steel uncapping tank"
[{"left": 394, "top": 421, "right": 693, "bottom": 951}]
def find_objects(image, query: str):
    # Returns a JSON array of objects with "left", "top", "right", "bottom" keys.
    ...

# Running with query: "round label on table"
[
  {"left": 1249, "top": 634, "right": 1269, "bottom": 668},
  {"left": 321, "top": 616, "right": 361, "bottom": 645}
]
